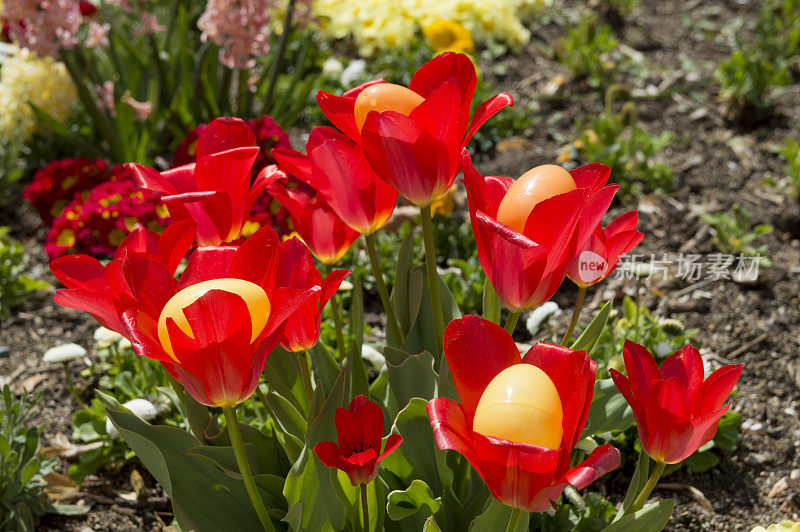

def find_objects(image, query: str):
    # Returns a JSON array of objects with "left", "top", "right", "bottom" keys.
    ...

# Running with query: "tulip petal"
[
  {"left": 316, "top": 79, "right": 385, "bottom": 141},
  {"left": 50, "top": 254, "right": 109, "bottom": 291},
  {"left": 196, "top": 117, "right": 256, "bottom": 159},
  {"left": 121, "top": 309, "right": 175, "bottom": 364},
  {"left": 231, "top": 226, "right": 281, "bottom": 289},
  {"left": 426, "top": 397, "right": 480, "bottom": 467},
  {"left": 377, "top": 433, "right": 403, "bottom": 462},
  {"left": 561, "top": 443, "right": 621, "bottom": 490},
  {"left": 156, "top": 219, "right": 197, "bottom": 275},
  {"left": 409, "top": 52, "right": 476, "bottom": 104},
  {"left": 54, "top": 288, "right": 123, "bottom": 334},
  {"left": 569, "top": 163, "right": 611, "bottom": 192},
  {"left": 463, "top": 92, "right": 514, "bottom": 147},
  {"left": 699, "top": 364, "right": 743, "bottom": 414},
  {"left": 460, "top": 149, "right": 513, "bottom": 219},
  {"left": 126, "top": 162, "right": 179, "bottom": 195},
  {"left": 178, "top": 246, "right": 237, "bottom": 290},
  {"left": 313, "top": 440, "right": 345, "bottom": 469},
  {"left": 622, "top": 340, "right": 660, "bottom": 403},
  {"left": 443, "top": 316, "right": 521, "bottom": 420},
  {"left": 660, "top": 345, "right": 705, "bottom": 408}
]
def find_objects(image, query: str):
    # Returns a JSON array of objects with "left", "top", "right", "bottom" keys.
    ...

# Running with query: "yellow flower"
[
  {"left": 0, "top": 46, "right": 77, "bottom": 143},
  {"left": 423, "top": 20, "right": 473, "bottom": 53}
]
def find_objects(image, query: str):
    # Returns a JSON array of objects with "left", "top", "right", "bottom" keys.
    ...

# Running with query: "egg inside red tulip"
[
  {"left": 354, "top": 83, "right": 424, "bottom": 131},
  {"left": 496, "top": 165, "right": 576, "bottom": 233},
  {"left": 472, "top": 363, "right": 563, "bottom": 449},
  {"left": 157, "top": 278, "right": 270, "bottom": 360}
]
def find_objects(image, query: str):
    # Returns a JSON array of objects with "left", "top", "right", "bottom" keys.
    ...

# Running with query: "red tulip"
[
  {"left": 461, "top": 150, "right": 618, "bottom": 312},
  {"left": 127, "top": 117, "right": 269, "bottom": 246},
  {"left": 259, "top": 165, "right": 359, "bottom": 264},
  {"left": 610, "top": 341, "right": 742, "bottom": 464},
  {"left": 49, "top": 219, "right": 196, "bottom": 335},
  {"left": 272, "top": 236, "right": 349, "bottom": 352},
  {"left": 313, "top": 395, "right": 403, "bottom": 486},
  {"left": 272, "top": 127, "right": 397, "bottom": 235},
  {"left": 427, "top": 316, "right": 620, "bottom": 511},
  {"left": 317, "top": 52, "right": 513, "bottom": 207},
  {"left": 567, "top": 211, "right": 644, "bottom": 287}
]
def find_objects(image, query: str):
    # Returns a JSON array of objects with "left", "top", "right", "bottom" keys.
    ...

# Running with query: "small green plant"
[
  {"left": 701, "top": 205, "right": 773, "bottom": 267},
  {"left": 468, "top": 78, "right": 535, "bottom": 154},
  {"left": 0, "top": 227, "right": 49, "bottom": 321},
  {"left": 714, "top": 49, "right": 791, "bottom": 123},
  {"left": 573, "top": 102, "right": 674, "bottom": 199},
  {"left": 755, "top": 0, "right": 800, "bottom": 63},
  {"left": 777, "top": 138, "right": 800, "bottom": 197},
  {"left": 0, "top": 386, "right": 56, "bottom": 531},
  {"left": 554, "top": 13, "right": 621, "bottom": 88},
  {"left": 590, "top": 297, "right": 699, "bottom": 378},
  {"left": 70, "top": 333, "right": 175, "bottom": 482}
]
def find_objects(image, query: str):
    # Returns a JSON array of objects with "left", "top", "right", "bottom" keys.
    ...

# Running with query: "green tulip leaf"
[
  {"left": 102, "top": 392, "right": 278, "bottom": 532},
  {"left": 604, "top": 499, "right": 674, "bottom": 532},
  {"left": 470, "top": 498, "right": 529, "bottom": 532},
  {"left": 571, "top": 301, "right": 612, "bottom": 353},
  {"left": 383, "top": 348, "right": 438, "bottom": 416},
  {"left": 481, "top": 277, "right": 501, "bottom": 324},
  {"left": 583, "top": 378, "right": 634, "bottom": 437},
  {"left": 387, "top": 479, "right": 442, "bottom": 521}
]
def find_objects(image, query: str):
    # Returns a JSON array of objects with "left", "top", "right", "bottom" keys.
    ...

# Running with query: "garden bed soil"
[{"left": 2, "top": 0, "right": 800, "bottom": 529}]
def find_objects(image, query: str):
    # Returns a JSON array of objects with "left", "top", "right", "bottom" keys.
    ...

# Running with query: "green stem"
[
  {"left": 364, "top": 234, "right": 402, "bottom": 345},
  {"left": 628, "top": 460, "right": 666, "bottom": 515},
  {"left": 325, "top": 263, "right": 347, "bottom": 360},
  {"left": 63, "top": 363, "right": 85, "bottom": 408},
  {"left": 504, "top": 311, "right": 521, "bottom": 335},
  {"left": 419, "top": 206, "right": 445, "bottom": 355},
  {"left": 561, "top": 285, "right": 587, "bottom": 346},
  {"left": 264, "top": 0, "right": 296, "bottom": 112},
  {"left": 298, "top": 350, "right": 314, "bottom": 409},
  {"left": 360, "top": 482, "right": 369, "bottom": 532},
  {"left": 222, "top": 406, "right": 275, "bottom": 532},
  {"left": 505, "top": 506, "right": 524, "bottom": 532}
]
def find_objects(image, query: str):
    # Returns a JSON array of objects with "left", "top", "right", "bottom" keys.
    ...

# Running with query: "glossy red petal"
[
  {"left": 377, "top": 433, "right": 403, "bottom": 462},
  {"left": 699, "top": 364, "right": 743, "bottom": 414},
  {"left": 409, "top": 52, "right": 476, "bottom": 111},
  {"left": 121, "top": 309, "right": 175, "bottom": 364},
  {"left": 315, "top": 79, "right": 385, "bottom": 141},
  {"left": 463, "top": 92, "right": 514, "bottom": 147},
  {"left": 605, "top": 210, "right": 639, "bottom": 236},
  {"left": 196, "top": 117, "right": 256, "bottom": 159},
  {"left": 231, "top": 226, "right": 281, "bottom": 289},
  {"left": 426, "top": 398, "right": 480, "bottom": 467},
  {"left": 460, "top": 149, "right": 513, "bottom": 219},
  {"left": 178, "top": 246, "right": 237, "bottom": 290},
  {"left": 335, "top": 407, "right": 363, "bottom": 457},
  {"left": 569, "top": 163, "right": 611, "bottom": 192},
  {"left": 313, "top": 441, "right": 345, "bottom": 469},
  {"left": 50, "top": 254, "right": 108, "bottom": 291},
  {"left": 54, "top": 288, "right": 123, "bottom": 334},
  {"left": 125, "top": 163, "right": 178, "bottom": 195},
  {"left": 660, "top": 344, "right": 705, "bottom": 408},
  {"left": 156, "top": 219, "right": 196, "bottom": 275},
  {"left": 443, "top": 316, "right": 521, "bottom": 420},
  {"left": 561, "top": 443, "right": 620, "bottom": 490},
  {"left": 361, "top": 111, "right": 454, "bottom": 206},
  {"left": 622, "top": 340, "right": 660, "bottom": 402}
]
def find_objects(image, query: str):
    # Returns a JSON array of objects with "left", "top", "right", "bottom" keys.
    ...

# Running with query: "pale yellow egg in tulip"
[
  {"left": 157, "top": 278, "right": 270, "bottom": 361},
  {"left": 472, "top": 364, "right": 563, "bottom": 449},
  {"left": 496, "top": 165, "right": 577, "bottom": 233},
  {"left": 354, "top": 83, "right": 424, "bottom": 131}
]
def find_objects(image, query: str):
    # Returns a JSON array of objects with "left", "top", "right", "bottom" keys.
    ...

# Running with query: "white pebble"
[
  {"left": 105, "top": 398, "right": 158, "bottom": 439},
  {"left": 93, "top": 327, "right": 123, "bottom": 344},
  {"left": 361, "top": 344, "right": 386, "bottom": 372},
  {"left": 525, "top": 302, "right": 560, "bottom": 336},
  {"left": 43, "top": 343, "right": 86, "bottom": 364}
]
